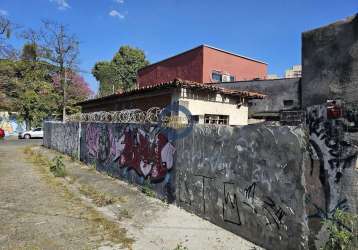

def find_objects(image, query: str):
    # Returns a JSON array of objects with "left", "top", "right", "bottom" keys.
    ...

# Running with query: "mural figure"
[
  {"left": 0, "top": 112, "right": 25, "bottom": 136},
  {"left": 83, "top": 123, "right": 176, "bottom": 201},
  {"left": 118, "top": 125, "right": 176, "bottom": 183}
]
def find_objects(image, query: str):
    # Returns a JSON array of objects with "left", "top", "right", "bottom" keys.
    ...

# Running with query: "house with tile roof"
[{"left": 78, "top": 79, "right": 265, "bottom": 126}]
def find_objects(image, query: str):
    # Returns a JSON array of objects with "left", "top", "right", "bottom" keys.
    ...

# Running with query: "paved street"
[{"left": 0, "top": 138, "right": 133, "bottom": 249}]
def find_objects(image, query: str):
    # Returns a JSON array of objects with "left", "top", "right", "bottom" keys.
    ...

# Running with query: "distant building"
[
  {"left": 217, "top": 78, "right": 301, "bottom": 122},
  {"left": 137, "top": 45, "right": 267, "bottom": 88},
  {"left": 78, "top": 79, "right": 265, "bottom": 126},
  {"left": 267, "top": 74, "right": 280, "bottom": 79},
  {"left": 285, "top": 65, "right": 302, "bottom": 78}
]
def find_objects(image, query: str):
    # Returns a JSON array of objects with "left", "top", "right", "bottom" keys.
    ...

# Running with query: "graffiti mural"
[
  {"left": 176, "top": 125, "right": 308, "bottom": 250},
  {"left": 306, "top": 102, "right": 358, "bottom": 249},
  {"left": 0, "top": 112, "right": 25, "bottom": 136},
  {"left": 43, "top": 122, "right": 80, "bottom": 159},
  {"left": 307, "top": 103, "right": 358, "bottom": 209},
  {"left": 80, "top": 123, "right": 176, "bottom": 202}
]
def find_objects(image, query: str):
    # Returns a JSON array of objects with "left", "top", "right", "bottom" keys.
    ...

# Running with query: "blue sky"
[{"left": 1, "top": 0, "right": 357, "bottom": 93}]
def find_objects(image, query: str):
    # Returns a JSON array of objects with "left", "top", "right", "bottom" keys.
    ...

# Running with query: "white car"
[{"left": 19, "top": 127, "right": 43, "bottom": 139}]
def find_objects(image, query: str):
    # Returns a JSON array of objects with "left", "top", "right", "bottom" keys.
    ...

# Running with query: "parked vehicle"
[
  {"left": 0, "top": 128, "right": 4, "bottom": 138},
  {"left": 18, "top": 127, "right": 43, "bottom": 139}
]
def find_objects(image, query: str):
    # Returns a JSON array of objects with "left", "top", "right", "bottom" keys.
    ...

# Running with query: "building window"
[
  {"left": 212, "top": 71, "right": 235, "bottom": 83},
  {"left": 283, "top": 100, "right": 294, "bottom": 106},
  {"left": 212, "top": 71, "right": 222, "bottom": 82},
  {"left": 221, "top": 74, "right": 235, "bottom": 82},
  {"left": 204, "top": 114, "right": 229, "bottom": 125},
  {"left": 191, "top": 115, "right": 199, "bottom": 124}
]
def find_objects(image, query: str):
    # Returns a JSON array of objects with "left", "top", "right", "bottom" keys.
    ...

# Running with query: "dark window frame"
[
  {"left": 212, "top": 71, "right": 222, "bottom": 82},
  {"left": 204, "top": 114, "right": 229, "bottom": 125},
  {"left": 283, "top": 100, "right": 294, "bottom": 106}
]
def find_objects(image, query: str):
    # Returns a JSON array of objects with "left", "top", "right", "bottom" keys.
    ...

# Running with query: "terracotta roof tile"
[{"left": 78, "top": 78, "right": 265, "bottom": 106}]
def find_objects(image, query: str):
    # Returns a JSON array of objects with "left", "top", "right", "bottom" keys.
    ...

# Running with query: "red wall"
[
  {"left": 137, "top": 47, "right": 204, "bottom": 87},
  {"left": 202, "top": 46, "right": 267, "bottom": 83},
  {"left": 137, "top": 45, "right": 267, "bottom": 87}
]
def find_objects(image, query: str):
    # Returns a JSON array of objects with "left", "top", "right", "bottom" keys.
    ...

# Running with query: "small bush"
[
  {"left": 117, "top": 209, "right": 132, "bottom": 220},
  {"left": 173, "top": 243, "right": 188, "bottom": 250},
  {"left": 50, "top": 156, "right": 66, "bottom": 177},
  {"left": 322, "top": 209, "right": 358, "bottom": 250},
  {"left": 141, "top": 184, "right": 156, "bottom": 198},
  {"left": 79, "top": 185, "right": 122, "bottom": 207},
  {"left": 23, "top": 146, "right": 32, "bottom": 155}
]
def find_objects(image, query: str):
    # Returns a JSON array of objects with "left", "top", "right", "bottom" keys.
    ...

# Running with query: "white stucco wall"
[{"left": 178, "top": 95, "right": 249, "bottom": 126}]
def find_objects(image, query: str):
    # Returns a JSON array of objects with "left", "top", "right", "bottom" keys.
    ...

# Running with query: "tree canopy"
[
  {"left": 0, "top": 32, "right": 92, "bottom": 128},
  {"left": 92, "top": 45, "right": 149, "bottom": 96}
]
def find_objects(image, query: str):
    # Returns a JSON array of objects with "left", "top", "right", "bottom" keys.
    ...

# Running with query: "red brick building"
[{"left": 137, "top": 45, "right": 267, "bottom": 87}]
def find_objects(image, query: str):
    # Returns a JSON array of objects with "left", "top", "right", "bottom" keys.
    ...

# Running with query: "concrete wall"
[
  {"left": 44, "top": 120, "right": 358, "bottom": 249},
  {"left": 176, "top": 125, "right": 310, "bottom": 250},
  {"left": 217, "top": 78, "right": 301, "bottom": 117},
  {"left": 302, "top": 14, "right": 358, "bottom": 108},
  {"left": 177, "top": 88, "right": 249, "bottom": 125},
  {"left": 301, "top": 14, "right": 358, "bottom": 249},
  {"left": 79, "top": 122, "right": 176, "bottom": 202},
  {"left": 306, "top": 104, "right": 358, "bottom": 249},
  {"left": 43, "top": 122, "right": 80, "bottom": 159},
  {"left": 179, "top": 98, "right": 249, "bottom": 125},
  {"left": 44, "top": 122, "right": 177, "bottom": 201}
]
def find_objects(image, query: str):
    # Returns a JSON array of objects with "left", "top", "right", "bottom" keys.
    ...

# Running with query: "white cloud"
[
  {"left": 109, "top": 10, "right": 125, "bottom": 19},
  {"left": 114, "top": 0, "right": 125, "bottom": 4},
  {"left": 50, "top": 0, "right": 70, "bottom": 10},
  {"left": 0, "top": 9, "right": 8, "bottom": 16}
]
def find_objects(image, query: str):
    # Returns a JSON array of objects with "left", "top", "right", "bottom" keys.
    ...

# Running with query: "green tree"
[
  {"left": 1, "top": 19, "right": 91, "bottom": 126},
  {"left": 92, "top": 45, "right": 149, "bottom": 96},
  {"left": 15, "top": 44, "right": 61, "bottom": 128},
  {"left": 38, "top": 20, "right": 80, "bottom": 121},
  {"left": 0, "top": 59, "right": 21, "bottom": 110},
  {"left": 92, "top": 61, "right": 117, "bottom": 96},
  {"left": 52, "top": 71, "right": 93, "bottom": 115}
]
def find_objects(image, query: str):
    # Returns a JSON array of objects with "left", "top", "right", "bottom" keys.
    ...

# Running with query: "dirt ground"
[{"left": 0, "top": 138, "right": 263, "bottom": 250}]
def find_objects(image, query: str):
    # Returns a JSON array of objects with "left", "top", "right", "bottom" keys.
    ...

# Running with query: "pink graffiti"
[{"left": 86, "top": 125, "right": 100, "bottom": 157}]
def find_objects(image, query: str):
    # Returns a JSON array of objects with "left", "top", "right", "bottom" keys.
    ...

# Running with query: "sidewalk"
[{"left": 35, "top": 145, "right": 263, "bottom": 250}]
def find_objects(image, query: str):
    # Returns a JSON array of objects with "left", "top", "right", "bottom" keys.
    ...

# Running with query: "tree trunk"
[
  {"left": 26, "top": 118, "right": 30, "bottom": 130},
  {"left": 62, "top": 70, "right": 67, "bottom": 122}
]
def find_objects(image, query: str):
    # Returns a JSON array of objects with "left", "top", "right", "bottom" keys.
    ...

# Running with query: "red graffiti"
[{"left": 118, "top": 127, "right": 175, "bottom": 182}]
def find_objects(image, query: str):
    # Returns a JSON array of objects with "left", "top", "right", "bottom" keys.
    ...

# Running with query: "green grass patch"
[
  {"left": 50, "top": 156, "right": 66, "bottom": 177},
  {"left": 141, "top": 184, "right": 156, "bottom": 198},
  {"left": 79, "top": 184, "right": 125, "bottom": 207}
]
